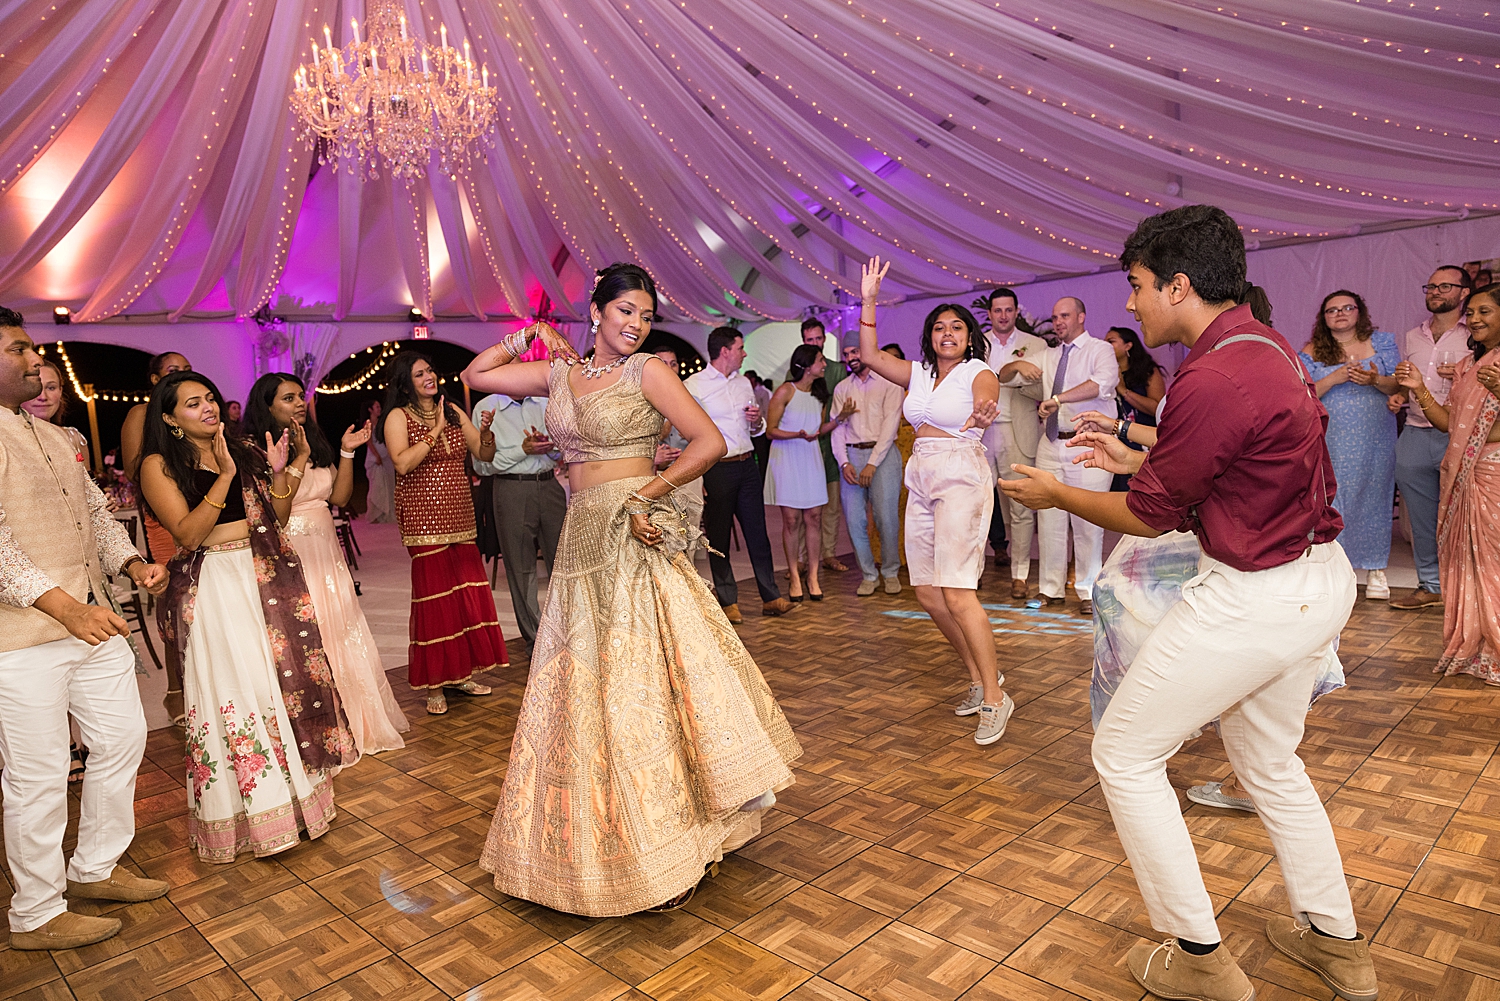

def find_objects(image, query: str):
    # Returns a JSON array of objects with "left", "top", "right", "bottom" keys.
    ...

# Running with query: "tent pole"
[{"left": 82, "top": 384, "right": 102, "bottom": 473}]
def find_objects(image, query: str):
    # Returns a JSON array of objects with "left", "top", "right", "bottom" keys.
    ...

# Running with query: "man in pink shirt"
[
  {"left": 1004, "top": 205, "right": 1378, "bottom": 1001},
  {"left": 1387, "top": 266, "right": 1471, "bottom": 609}
]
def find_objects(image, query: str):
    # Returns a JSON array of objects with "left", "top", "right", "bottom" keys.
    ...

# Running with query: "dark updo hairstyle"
[
  {"left": 377, "top": 351, "right": 460, "bottom": 443},
  {"left": 919, "top": 303, "right": 988, "bottom": 374},
  {"left": 785, "top": 343, "right": 830, "bottom": 404},
  {"left": 243, "top": 373, "right": 337, "bottom": 468},
  {"left": 140, "top": 371, "right": 266, "bottom": 519},
  {"left": 1308, "top": 290, "right": 1374, "bottom": 365},
  {"left": 148, "top": 350, "right": 190, "bottom": 381},
  {"left": 591, "top": 262, "right": 659, "bottom": 324}
]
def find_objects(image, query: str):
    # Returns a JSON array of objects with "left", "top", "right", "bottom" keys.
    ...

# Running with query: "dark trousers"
[
  {"left": 703, "top": 458, "right": 781, "bottom": 606},
  {"left": 491, "top": 476, "right": 566, "bottom": 643}
]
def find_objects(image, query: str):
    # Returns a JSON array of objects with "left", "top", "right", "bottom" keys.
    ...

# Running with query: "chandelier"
[{"left": 290, "top": 3, "right": 498, "bottom": 180}]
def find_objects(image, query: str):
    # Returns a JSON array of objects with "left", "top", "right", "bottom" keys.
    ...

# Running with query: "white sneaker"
[
  {"left": 974, "top": 693, "right": 1015, "bottom": 746},
  {"left": 1364, "top": 569, "right": 1390, "bottom": 601},
  {"left": 954, "top": 684, "right": 984, "bottom": 717}
]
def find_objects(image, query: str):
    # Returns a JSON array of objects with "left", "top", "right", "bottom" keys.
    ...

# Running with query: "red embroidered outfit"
[{"left": 395, "top": 420, "right": 508, "bottom": 688}]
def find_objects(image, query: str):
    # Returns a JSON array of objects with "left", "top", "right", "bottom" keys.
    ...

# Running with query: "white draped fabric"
[{"left": 0, "top": 1, "right": 1496, "bottom": 326}]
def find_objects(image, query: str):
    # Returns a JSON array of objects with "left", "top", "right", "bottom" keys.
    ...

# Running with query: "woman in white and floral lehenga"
[
  {"left": 463, "top": 263, "right": 800, "bottom": 916},
  {"left": 141, "top": 372, "right": 355, "bottom": 863}
]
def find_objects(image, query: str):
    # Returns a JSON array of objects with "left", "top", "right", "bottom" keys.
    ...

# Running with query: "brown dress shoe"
[
  {"left": 66, "top": 865, "right": 170, "bottom": 903},
  {"left": 1010, "top": 578, "right": 1028, "bottom": 600},
  {"left": 1043, "top": 595, "right": 1065, "bottom": 607},
  {"left": 1079, "top": 600, "right": 1093, "bottom": 617},
  {"left": 1127, "top": 938, "right": 1254, "bottom": 1001},
  {"left": 822, "top": 557, "right": 848, "bottom": 573},
  {"left": 10, "top": 911, "right": 122, "bottom": 951},
  {"left": 1388, "top": 587, "right": 1442, "bottom": 610},
  {"left": 762, "top": 597, "right": 796, "bottom": 616},
  {"left": 1266, "top": 915, "right": 1378, "bottom": 1000},
  {"left": 722, "top": 603, "right": 743, "bottom": 624}
]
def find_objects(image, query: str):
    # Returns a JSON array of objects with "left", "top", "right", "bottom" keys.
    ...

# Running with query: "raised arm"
[
  {"left": 330, "top": 421, "right": 373, "bottom": 507},
  {"left": 638, "top": 357, "right": 726, "bottom": 492},
  {"left": 140, "top": 450, "right": 235, "bottom": 552},
  {"left": 858, "top": 256, "right": 913, "bottom": 389},
  {"left": 462, "top": 322, "right": 579, "bottom": 398},
  {"left": 457, "top": 405, "right": 498, "bottom": 462}
]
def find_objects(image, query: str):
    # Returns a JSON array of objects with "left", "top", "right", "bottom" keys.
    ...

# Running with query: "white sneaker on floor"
[
  {"left": 1364, "top": 569, "right": 1390, "bottom": 601},
  {"left": 1185, "top": 782, "right": 1256, "bottom": 813},
  {"left": 954, "top": 684, "right": 983, "bottom": 717},
  {"left": 974, "top": 693, "right": 1015, "bottom": 746}
]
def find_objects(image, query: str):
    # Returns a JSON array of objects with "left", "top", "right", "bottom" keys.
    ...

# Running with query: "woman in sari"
[
  {"left": 140, "top": 373, "right": 354, "bottom": 862},
  {"left": 243, "top": 374, "right": 409, "bottom": 753},
  {"left": 463, "top": 263, "right": 800, "bottom": 916},
  {"left": 1396, "top": 286, "right": 1500, "bottom": 686}
]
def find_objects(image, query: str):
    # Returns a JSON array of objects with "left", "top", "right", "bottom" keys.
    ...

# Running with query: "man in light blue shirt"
[{"left": 472, "top": 394, "right": 563, "bottom": 644}]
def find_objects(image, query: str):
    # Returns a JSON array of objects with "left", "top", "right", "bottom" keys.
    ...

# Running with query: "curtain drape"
[{"left": 1, "top": 0, "right": 1496, "bottom": 323}]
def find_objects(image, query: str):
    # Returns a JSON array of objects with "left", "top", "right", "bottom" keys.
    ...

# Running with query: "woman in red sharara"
[{"left": 380, "top": 351, "right": 508, "bottom": 714}]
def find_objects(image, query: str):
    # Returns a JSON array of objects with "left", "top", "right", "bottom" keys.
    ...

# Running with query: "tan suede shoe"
[
  {"left": 10, "top": 911, "right": 122, "bottom": 950},
  {"left": 722, "top": 603, "right": 743, "bottom": 624},
  {"left": 1266, "top": 916, "right": 1378, "bottom": 1000},
  {"left": 66, "top": 865, "right": 169, "bottom": 903},
  {"left": 1127, "top": 938, "right": 1255, "bottom": 1001}
]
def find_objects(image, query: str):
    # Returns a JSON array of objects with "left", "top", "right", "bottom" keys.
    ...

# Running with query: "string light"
[
  {"left": 316, "top": 341, "right": 401, "bottom": 394},
  {"left": 48, "top": 343, "right": 149, "bottom": 404}
]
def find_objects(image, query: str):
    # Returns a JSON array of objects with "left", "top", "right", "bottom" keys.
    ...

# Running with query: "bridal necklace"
[{"left": 581, "top": 353, "right": 629, "bottom": 379}]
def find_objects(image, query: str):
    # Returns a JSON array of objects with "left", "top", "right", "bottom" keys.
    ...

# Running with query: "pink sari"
[{"left": 1436, "top": 349, "right": 1500, "bottom": 684}]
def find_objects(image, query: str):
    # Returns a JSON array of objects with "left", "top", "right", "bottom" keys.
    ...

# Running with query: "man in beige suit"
[
  {"left": 984, "top": 289, "right": 1048, "bottom": 599},
  {"left": 0, "top": 309, "right": 171, "bottom": 950}
]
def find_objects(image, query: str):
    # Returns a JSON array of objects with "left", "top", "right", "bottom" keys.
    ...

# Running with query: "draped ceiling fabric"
[{"left": 1, "top": 0, "right": 1497, "bottom": 331}]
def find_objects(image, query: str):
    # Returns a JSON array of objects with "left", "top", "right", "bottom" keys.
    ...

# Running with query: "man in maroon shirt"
[{"left": 1004, "top": 206, "right": 1378, "bottom": 1001}]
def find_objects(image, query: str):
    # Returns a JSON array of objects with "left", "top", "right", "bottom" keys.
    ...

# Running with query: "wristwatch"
[{"left": 1115, "top": 419, "right": 1133, "bottom": 444}]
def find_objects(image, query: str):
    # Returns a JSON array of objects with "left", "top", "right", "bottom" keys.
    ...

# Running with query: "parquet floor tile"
[{"left": 20, "top": 552, "right": 1488, "bottom": 999}]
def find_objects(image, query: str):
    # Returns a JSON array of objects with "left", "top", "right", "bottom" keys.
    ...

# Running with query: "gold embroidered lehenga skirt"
[{"left": 480, "top": 477, "right": 801, "bottom": 916}]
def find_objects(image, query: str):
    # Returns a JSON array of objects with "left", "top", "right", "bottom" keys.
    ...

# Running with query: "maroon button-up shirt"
[{"left": 1126, "top": 305, "right": 1343, "bottom": 572}]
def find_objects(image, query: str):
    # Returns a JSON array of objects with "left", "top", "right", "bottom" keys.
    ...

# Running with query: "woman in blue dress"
[{"left": 1298, "top": 290, "right": 1400, "bottom": 600}]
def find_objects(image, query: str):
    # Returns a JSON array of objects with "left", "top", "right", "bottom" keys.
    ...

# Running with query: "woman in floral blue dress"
[{"left": 1298, "top": 290, "right": 1400, "bottom": 600}]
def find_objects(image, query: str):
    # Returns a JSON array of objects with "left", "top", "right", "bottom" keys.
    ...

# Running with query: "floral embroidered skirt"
[
  {"left": 480, "top": 477, "right": 801, "bottom": 916},
  {"left": 407, "top": 542, "right": 508, "bottom": 689},
  {"left": 183, "top": 544, "right": 336, "bottom": 863}
]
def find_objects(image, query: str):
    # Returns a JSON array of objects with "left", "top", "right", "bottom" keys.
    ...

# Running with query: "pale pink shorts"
[{"left": 903, "top": 436, "right": 993, "bottom": 589}]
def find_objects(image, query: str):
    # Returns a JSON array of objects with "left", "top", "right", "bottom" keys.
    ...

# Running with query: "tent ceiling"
[{"left": 1, "top": 0, "right": 1496, "bottom": 326}]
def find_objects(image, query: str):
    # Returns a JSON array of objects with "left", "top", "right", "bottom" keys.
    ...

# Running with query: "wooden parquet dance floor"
[{"left": 4, "top": 564, "right": 1498, "bottom": 1001}]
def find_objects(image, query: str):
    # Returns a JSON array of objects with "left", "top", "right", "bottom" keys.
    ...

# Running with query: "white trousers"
[
  {"left": 985, "top": 421, "right": 1037, "bottom": 580},
  {"left": 1092, "top": 542, "right": 1359, "bottom": 943},
  {"left": 1035, "top": 436, "right": 1112, "bottom": 600},
  {"left": 0, "top": 634, "right": 146, "bottom": 931}
]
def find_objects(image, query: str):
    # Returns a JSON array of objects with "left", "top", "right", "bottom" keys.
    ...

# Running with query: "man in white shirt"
[
  {"left": 471, "top": 394, "right": 563, "bottom": 645},
  {"left": 1388, "top": 266, "right": 1471, "bottom": 609},
  {"left": 1012, "top": 297, "right": 1118, "bottom": 615},
  {"left": 831, "top": 335, "right": 905, "bottom": 596},
  {"left": 982, "top": 290, "right": 1048, "bottom": 600},
  {"left": 684, "top": 327, "right": 795, "bottom": 620}
]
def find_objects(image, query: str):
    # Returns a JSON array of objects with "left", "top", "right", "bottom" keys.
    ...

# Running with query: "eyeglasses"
[
  {"left": 1421, "top": 283, "right": 1466, "bottom": 294},
  {"left": 1323, "top": 305, "right": 1358, "bottom": 316}
]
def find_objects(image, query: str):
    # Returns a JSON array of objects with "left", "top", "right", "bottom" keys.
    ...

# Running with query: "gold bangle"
[
  {"left": 203, "top": 497, "right": 227, "bottom": 510},
  {"left": 268, "top": 483, "right": 294, "bottom": 499}
]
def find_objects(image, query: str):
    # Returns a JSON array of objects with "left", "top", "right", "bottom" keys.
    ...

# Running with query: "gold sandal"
[
  {"left": 445, "top": 680, "right": 492, "bottom": 696},
  {"left": 426, "top": 692, "right": 448, "bottom": 715}
]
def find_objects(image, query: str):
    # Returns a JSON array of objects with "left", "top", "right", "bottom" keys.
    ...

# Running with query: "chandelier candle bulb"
[
  {"left": 351, "top": 17, "right": 360, "bottom": 45},
  {"left": 400, "top": 14, "right": 407, "bottom": 42}
]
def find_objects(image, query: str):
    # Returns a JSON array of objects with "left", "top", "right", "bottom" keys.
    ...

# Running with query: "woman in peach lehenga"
[
  {"left": 464, "top": 263, "right": 800, "bottom": 916},
  {"left": 1397, "top": 286, "right": 1500, "bottom": 685}
]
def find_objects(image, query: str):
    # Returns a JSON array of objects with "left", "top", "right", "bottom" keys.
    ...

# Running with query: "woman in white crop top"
[{"left": 856, "top": 257, "right": 1015, "bottom": 748}]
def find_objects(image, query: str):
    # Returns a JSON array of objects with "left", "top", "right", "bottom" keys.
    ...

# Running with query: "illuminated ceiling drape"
[{"left": 1, "top": 0, "right": 1496, "bottom": 325}]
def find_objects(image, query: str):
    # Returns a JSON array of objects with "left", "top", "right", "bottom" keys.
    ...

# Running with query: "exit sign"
[{"left": 413, "top": 324, "right": 430, "bottom": 339}]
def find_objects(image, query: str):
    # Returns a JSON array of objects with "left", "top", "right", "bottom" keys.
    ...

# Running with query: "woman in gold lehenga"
[{"left": 463, "top": 263, "right": 801, "bottom": 916}]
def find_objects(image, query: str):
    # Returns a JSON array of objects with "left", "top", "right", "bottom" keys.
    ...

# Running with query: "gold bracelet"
[
  {"left": 203, "top": 497, "right": 227, "bottom": 510},
  {"left": 655, "top": 470, "right": 680, "bottom": 490},
  {"left": 268, "top": 482, "right": 294, "bottom": 499},
  {"left": 1417, "top": 391, "right": 1437, "bottom": 409},
  {"left": 286, "top": 466, "right": 303, "bottom": 479}
]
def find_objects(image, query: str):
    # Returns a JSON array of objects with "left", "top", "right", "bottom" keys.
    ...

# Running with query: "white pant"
[
  {"left": 1035, "top": 436, "right": 1111, "bottom": 599},
  {"left": 986, "top": 421, "right": 1036, "bottom": 580},
  {"left": 0, "top": 634, "right": 146, "bottom": 931},
  {"left": 1092, "top": 542, "right": 1359, "bottom": 943}
]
